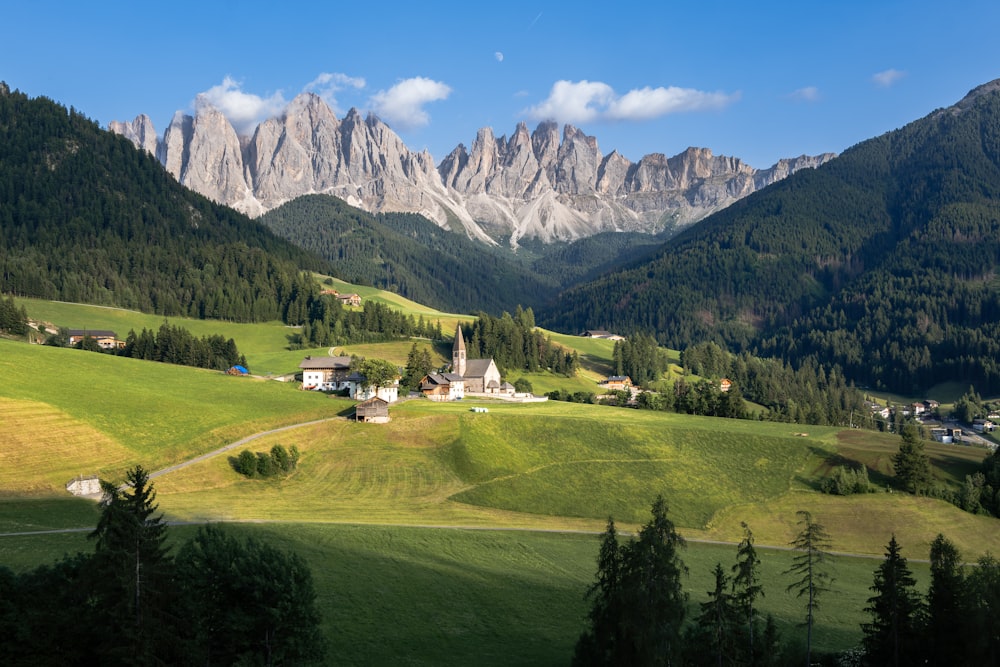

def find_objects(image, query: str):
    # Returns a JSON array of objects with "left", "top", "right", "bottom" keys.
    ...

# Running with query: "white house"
[{"left": 299, "top": 355, "right": 352, "bottom": 390}]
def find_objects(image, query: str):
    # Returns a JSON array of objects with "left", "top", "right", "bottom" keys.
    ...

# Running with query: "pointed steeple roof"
[{"left": 453, "top": 325, "right": 466, "bottom": 353}]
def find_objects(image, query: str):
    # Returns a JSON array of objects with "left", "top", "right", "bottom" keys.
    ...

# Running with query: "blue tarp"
[{"left": 231, "top": 365, "right": 249, "bottom": 375}]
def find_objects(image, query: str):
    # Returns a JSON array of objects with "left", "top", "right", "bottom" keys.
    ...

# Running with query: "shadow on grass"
[{"left": 800, "top": 446, "right": 893, "bottom": 491}]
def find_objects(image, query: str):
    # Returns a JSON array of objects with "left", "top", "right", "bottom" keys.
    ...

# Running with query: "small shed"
[{"left": 355, "top": 397, "right": 390, "bottom": 423}]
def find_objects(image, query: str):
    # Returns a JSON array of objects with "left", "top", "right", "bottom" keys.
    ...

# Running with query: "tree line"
[
  {"left": 573, "top": 498, "right": 1000, "bottom": 666},
  {"left": 0, "top": 294, "right": 28, "bottom": 336},
  {"left": 293, "top": 290, "right": 445, "bottom": 349},
  {"left": 0, "top": 466, "right": 324, "bottom": 665},
  {"left": 462, "top": 306, "right": 579, "bottom": 376}
]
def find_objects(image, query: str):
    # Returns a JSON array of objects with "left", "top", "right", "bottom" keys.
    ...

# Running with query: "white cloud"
[
  {"left": 607, "top": 86, "right": 738, "bottom": 120},
  {"left": 524, "top": 80, "right": 738, "bottom": 124},
  {"left": 788, "top": 86, "right": 821, "bottom": 102},
  {"left": 872, "top": 69, "right": 905, "bottom": 88},
  {"left": 524, "top": 80, "right": 616, "bottom": 124},
  {"left": 195, "top": 76, "right": 287, "bottom": 135},
  {"left": 369, "top": 77, "right": 452, "bottom": 129},
  {"left": 495, "top": 51, "right": 504, "bottom": 63},
  {"left": 304, "top": 72, "right": 366, "bottom": 114}
]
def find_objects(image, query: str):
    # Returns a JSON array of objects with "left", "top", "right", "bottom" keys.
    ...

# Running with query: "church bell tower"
[{"left": 453, "top": 326, "right": 467, "bottom": 376}]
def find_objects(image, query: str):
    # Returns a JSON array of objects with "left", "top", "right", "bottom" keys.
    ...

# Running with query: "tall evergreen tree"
[
  {"left": 784, "top": 510, "right": 833, "bottom": 667},
  {"left": 573, "top": 518, "right": 624, "bottom": 666},
  {"left": 861, "top": 535, "right": 922, "bottom": 667},
  {"left": 893, "top": 423, "right": 932, "bottom": 494},
  {"left": 573, "top": 498, "right": 687, "bottom": 666},
  {"left": 620, "top": 495, "right": 688, "bottom": 666},
  {"left": 925, "top": 534, "right": 968, "bottom": 666},
  {"left": 696, "top": 562, "right": 739, "bottom": 667},
  {"left": 88, "top": 465, "right": 177, "bottom": 664},
  {"left": 732, "top": 522, "right": 765, "bottom": 664}
]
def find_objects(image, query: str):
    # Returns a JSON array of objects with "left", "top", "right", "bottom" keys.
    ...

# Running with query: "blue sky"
[{"left": 4, "top": 1, "right": 999, "bottom": 168}]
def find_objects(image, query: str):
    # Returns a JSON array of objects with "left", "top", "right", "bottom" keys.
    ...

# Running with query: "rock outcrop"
[{"left": 112, "top": 95, "right": 835, "bottom": 246}]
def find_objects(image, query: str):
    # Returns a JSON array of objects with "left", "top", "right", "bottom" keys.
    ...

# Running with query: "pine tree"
[
  {"left": 88, "top": 465, "right": 176, "bottom": 663},
  {"left": 620, "top": 495, "right": 688, "bottom": 666},
  {"left": 862, "top": 535, "right": 922, "bottom": 666},
  {"left": 697, "top": 562, "right": 739, "bottom": 667},
  {"left": 926, "top": 534, "right": 968, "bottom": 666},
  {"left": 573, "top": 518, "right": 624, "bottom": 666},
  {"left": 732, "top": 522, "right": 765, "bottom": 664},
  {"left": 784, "top": 510, "right": 833, "bottom": 667},
  {"left": 893, "top": 423, "right": 932, "bottom": 494}
]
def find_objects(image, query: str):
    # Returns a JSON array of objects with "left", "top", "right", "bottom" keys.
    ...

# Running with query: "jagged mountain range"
[{"left": 111, "top": 93, "right": 834, "bottom": 246}]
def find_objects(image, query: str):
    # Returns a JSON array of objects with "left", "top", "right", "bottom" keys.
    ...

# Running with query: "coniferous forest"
[
  {"left": 0, "top": 84, "right": 330, "bottom": 324},
  {"left": 540, "top": 86, "right": 1000, "bottom": 395}
]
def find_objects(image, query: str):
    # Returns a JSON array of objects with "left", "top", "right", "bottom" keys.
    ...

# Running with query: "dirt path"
[{"left": 147, "top": 417, "right": 343, "bottom": 482}]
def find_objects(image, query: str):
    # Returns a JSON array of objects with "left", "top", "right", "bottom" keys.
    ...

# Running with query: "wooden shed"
[{"left": 354, "top": 397, "right": 390, "bottom": 423}]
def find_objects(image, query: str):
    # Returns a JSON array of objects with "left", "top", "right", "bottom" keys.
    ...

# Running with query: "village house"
[
  {"left": 973, "top": 418, "right": 996, "bottom": 433},
  {"left": 419, "top": 372, "right": 465, "bottom": 401},
  {"left": 68, "top": 329, "right": 125, "bottom": 350},
  {"left": 336, "top": 293, "right": 362, "bottom": 307},
  {"left": 347, "top": 370, "right": 400, "bottom": 403},
  {"left": 299, "top": 356, "right": 353, "bottom": 390},
  {"left": 318, "top": 289, "right": 362, "bottom": 307},
  {"left": 600, "top": 376, "right": 633, "bottom": 392},
  {"left": 581, "top": 330, "right": 625, "bottom": 341},
  {"left": 719, "top": 378, "right": 733, "bottom": 393},
  {"left": 354, "top": 397, "right": 390, "bottom": 423}
]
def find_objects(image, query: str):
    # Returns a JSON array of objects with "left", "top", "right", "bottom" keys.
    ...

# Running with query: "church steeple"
[{"left": 453, "top": 325, "right": 467, "bottom": 377}]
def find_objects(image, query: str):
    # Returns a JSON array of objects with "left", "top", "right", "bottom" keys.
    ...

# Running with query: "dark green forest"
[
  {"left": 259, "top": 194, "right": 667, "bottom": 316},
  {"left": 0, "top": 84, "right": 330, "bottom": 324},
  {"left": 540, "top": 84, "right": 1000, "bottom": 395},
  {"left": 259, "top": 194, "right": 558, "bottom": 314}
]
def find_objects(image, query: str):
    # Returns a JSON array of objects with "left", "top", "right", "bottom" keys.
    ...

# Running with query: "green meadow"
[{"left": 1, "top": 292, "right": 997, "bottom": 662}]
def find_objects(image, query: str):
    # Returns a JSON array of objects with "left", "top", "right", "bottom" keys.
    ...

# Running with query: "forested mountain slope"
[
  {"left": 258, "top": 194, "right": 665, "bottom": 315},
  {"left": 540, "top": 80, "right": 1000, "bottom": 394},
  {"left": 0, "top": 84, "right": 329, "bottom": 322}
]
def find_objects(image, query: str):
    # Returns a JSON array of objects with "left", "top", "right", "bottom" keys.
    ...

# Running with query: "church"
[{"left": 451, "top": 326, "right": 502, "bottom": 393}]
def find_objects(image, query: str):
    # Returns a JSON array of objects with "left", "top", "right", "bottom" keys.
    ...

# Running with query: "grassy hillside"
[
  {"left": 1, "top": 303, "right": 996, "bottom": 662},
  {"left": 0, "top": 339, "right": 335, "bottom": 490}
]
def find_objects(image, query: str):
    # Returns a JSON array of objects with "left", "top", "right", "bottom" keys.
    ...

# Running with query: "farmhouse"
[
  {"left": 348, "top": 371, "right": 400, "bottom": 403},
  {"left": 354, "top": 397, "right": 390, "bottom": 423},
  {"left": 600, "top": 376, "right": 633, "bottom": 391},
  {"left": 420, "top": 372, "right": 465, "bottom": 401},
  {"left": 68, "top": 329, "right": 124, "bottom": 350},
  {"left": 336, "top": 293, "right": 362, "bottom": 307},
  {"left": 582, "top": 329, "right": 625, "bottom": 341},
  {"left": 299, "top": 355, "right": 353, "bottom": 390}
]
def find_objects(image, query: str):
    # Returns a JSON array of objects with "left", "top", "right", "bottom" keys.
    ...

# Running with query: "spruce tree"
[
  {"left": 89, "top": 465, "right": 176, "bottom": 663},
  {"left": 732, "top": 522, "right": 765, "bottom": 664},
  {"left": 926, "top": 534, "right": 967, "bottom": 665},
  {"left": 893, "top": 423, "right": 932, "bottom": 494},
  {"left": 861, "top": 535, "right": 922, "bottom": 666},
  {"left": 784, "top": 510, "right": 833, "bottom": 667}
]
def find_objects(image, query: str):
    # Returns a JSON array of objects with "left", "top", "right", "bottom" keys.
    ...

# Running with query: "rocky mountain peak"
[
  {"left": 112, "top": 96, "right": 836, "bottom": 246},
  {"left": 108, "top": 114, "right": 158, "bottom": 156}
]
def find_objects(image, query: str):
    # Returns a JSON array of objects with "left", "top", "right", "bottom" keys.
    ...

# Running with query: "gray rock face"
[
  {"left": 110, "top": 96, "right": 835, "bottom": 246},
  {"left": 108, "top": 114, "right": 158, "bottom": 156}
]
